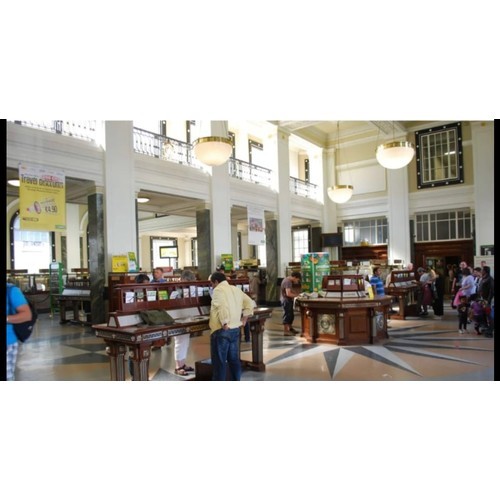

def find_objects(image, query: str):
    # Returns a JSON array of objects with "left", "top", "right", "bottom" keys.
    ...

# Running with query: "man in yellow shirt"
[{"left": 209, "top": 271, "right": 255, "bottom": 381}]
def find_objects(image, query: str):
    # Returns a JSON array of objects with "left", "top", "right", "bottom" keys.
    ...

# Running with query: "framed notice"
[{"left": 160, "top": 246, "right": 178, "bottom": 258}]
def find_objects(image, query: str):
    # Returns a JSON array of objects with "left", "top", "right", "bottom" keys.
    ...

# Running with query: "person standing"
[
  {"left": 280, "top": 271, "right": 302, "bottom": 335},
  {"left": 173, "top": 269, "right": 197, "bottom": 376},
  {"left": 432, "top": 269, "right": 445, "bottom": 319},
  {"left": 369, "top": 267, "right": 385, "bottom": 296},
  {"left": 418, "top": 267, "right": 434, "bottom": 316},
  {"left": 458, "top": 267, "right": 475, "bottom": 300},
  {"left": 477, "top": 266, "right": 494, "bottom": 305},
  {"left": 457, "top": 295, "right": 470, "bottom": 334},
  {"left": 151, "top": 267, "right": 166, "bottom": 283},
  {"left": 209, "top": 271, "right": 254, "bottom": 381},
  {"left": 6, "top": 283, "right": 32, "bottom": 381}
]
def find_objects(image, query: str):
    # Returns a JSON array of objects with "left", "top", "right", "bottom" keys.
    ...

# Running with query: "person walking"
[
  {"left": 208, "top": 271, "right": 254, "bottom": 381},
  {"left": 6, "top": 283, "right": 32, "bottom": 381},
  {"left": 280, "top": 271, "right": 302, "bottom": 335}
]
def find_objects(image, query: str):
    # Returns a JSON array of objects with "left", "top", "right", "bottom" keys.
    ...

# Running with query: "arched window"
[{"left": 10, "top": 211, "right": 53, "bottom": 273}]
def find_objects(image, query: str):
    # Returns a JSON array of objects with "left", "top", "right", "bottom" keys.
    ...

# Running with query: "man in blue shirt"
[
  {"left": 370, "top": 267, "right": 385, "bottom": 296},
  {"left": 6, "top": 283, "right": 32, "bottom": 381}
]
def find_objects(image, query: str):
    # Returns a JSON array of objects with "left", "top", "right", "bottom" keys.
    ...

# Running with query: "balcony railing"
[
  {"left": 12, "top": 120, "right": 97, "bottom": 142},
  {"left": 290, "top": 176, "right": 318, "bottom": 199},
  {"left": 228, "top": 158, "right": 272, "bottom": 186},
  {"left": 12, "top": 122, "right": 319, "bottom": 198}
]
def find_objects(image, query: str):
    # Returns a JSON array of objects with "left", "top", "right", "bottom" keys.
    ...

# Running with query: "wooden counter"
[
  {"left": 296, "top": 295, "right": 393, "bottom": 345},
  {"left": 384, "top": 270, "right": 420, "bottom": 319},
  {"left": 92, "top": 279, "right": 272, "bottom": 381}
]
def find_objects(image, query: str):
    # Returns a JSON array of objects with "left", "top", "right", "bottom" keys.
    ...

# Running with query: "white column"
[
  {"left": 66, "top": 203, "right": 81, "bottom": 270},
  {"left": 209, "top": 121, "right": 232, "bottom": 268},
  {"left": 103, "top": 121, "right": 137, "bottom": 272},
  {"left": 274, "top": 128, "right": 293, "bottom": 275},
  {"left": 471, "top": 121, "right": 494, "bottom": 255},
  {"left": 386, "top": 167, "right": 411, "bottom": 265}
]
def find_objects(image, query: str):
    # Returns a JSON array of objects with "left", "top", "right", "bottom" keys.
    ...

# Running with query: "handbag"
[{"left": 453, "top": 291, "right": 463, "bottom": 308}]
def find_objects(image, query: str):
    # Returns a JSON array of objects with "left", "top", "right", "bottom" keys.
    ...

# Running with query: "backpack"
[{"left": 8, "top": 286, "right": 38, "bottom": 342}]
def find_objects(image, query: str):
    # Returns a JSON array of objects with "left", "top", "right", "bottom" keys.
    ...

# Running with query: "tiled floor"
[{"left": 14, "top": 301, "right": 495, "bottom": 381}]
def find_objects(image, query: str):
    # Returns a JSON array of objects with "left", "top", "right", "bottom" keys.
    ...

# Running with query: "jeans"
[
  {"left": 6, "top": 342, "right": 19, "bottom": 381},
  {"left": 282, "top": 298, "right": 294, "bottom": 325},
  {"left": 210, "top": 328, "right": 241, "bottom": 381}
]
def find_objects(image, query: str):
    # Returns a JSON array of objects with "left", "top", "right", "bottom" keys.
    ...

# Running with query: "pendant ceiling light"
[
  {"left": 192, "top": 121, "right": 232, "bottom": 167},
  {"left": 376, "top": 122, "right": 415, "bottom": 169},
  {"left": 327, "top": 121, "right": 353, "bottom": 204},
  {"left": 327, "top": 185, "right": 353, "bottom": 204}
]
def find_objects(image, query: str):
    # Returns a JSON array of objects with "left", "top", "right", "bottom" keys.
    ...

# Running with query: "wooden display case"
[
  {"left": 385, "top": 269, "right": 420, "bottom": 319},
  {"left": 93, "top": 277, "right": 272, "bottom": 381},
  {"left": 7, "top": 269, "right": 52, "bottom": 312}
]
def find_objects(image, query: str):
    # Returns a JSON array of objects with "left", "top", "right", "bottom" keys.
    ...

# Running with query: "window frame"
[{"left": 415, "top": 122, "right": 464, "bottom": 189}]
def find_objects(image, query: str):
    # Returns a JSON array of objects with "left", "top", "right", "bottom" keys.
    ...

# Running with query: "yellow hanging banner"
[{"left": 19, "top": 163, "right": 66, "bottom": 231}]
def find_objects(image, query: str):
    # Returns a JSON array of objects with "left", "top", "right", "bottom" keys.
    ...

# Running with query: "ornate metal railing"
[
  {"left": 133, "top": 127, "right": 204, "bottom": 168},
  {"left": 290, "top": 176, "right": 318, "bottom": 199},
  {"left": 12, "top": 120, "right": 97, "bottom": 142},
  {"left": 228, "top": 158, "right": 272, "bottom": 186},
  {"left": 12, "top": 122, "right": 318, "bottom": 198}
]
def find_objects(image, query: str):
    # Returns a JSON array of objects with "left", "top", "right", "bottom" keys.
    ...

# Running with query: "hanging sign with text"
[{"left": 19, "top": 163, "right": 66, "bottom": 231}]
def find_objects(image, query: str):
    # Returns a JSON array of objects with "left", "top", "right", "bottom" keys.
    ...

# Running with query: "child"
[
  {"left": 457, "top": 295, "right": 470, "bottom": 334},
  {"left": 469, "top": 294, "right": 487, "bottom": 335}
]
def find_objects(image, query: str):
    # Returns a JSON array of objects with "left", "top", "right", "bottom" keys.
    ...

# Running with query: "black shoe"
[{"left": 289, "top": 327, "right": 299, "bottom": 334}]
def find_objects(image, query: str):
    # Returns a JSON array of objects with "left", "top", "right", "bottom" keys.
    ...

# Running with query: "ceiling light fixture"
[
  {"left": 8, "top": 179, "right": 20, "bottom": 187},
  {"left": 327, "top": 121, "right": 353, "bottom": 204},
  {"left": 376, "top": 122, "right": 415, "bottom": 169},
  {"left": 192, "top": 121, "right": 232, "bottom": 167},
  {"left": 137, "top": 197, "right": 150, "bottom": 204}
]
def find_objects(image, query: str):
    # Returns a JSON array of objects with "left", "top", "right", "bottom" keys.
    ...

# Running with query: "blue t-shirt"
[
  {"left": 6, "top": 284, "right": 28, "bottom": 346},
  {"left": 370, "top": 275, "right": 385, "bottom": 296}
]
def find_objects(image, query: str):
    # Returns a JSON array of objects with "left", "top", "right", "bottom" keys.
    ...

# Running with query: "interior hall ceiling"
[{"left": 7, "top": 121, "right": 430, "bottom": 237}]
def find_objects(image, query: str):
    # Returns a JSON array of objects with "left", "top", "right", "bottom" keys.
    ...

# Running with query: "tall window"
[
  {"left": 415, "top": 210, "right": 474, "bottom": 242},
  {"left": 416, "top": 122, "right": 463, "bottom": 189},
  {"left": 11, "top": 213, "right": 52, "bottom": 273},
  {"left": 249, "top": 139, "right": 264, "bottom": 166},
  {"left": 343, "top": 218, "right": 388, "bottom": 246},
  {"left": 191, "top": 238, "right": 198, "bottom": 267},
  {"left": 151, "top": 237, "right": 178, "bottom": 270},
  {"left": 256, "top": 244, "right": 267, "bottom": 267},
  {"left": 292, "top": 226, "right": 310, "bottom": 261}
]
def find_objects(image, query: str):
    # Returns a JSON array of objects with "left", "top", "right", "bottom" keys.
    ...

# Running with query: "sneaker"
[
  {"left": 289, "top": 327, "right": 299, "bottom": 334},
  {"left": 458, "top": 329, "right": 463, "bottom": 334}
]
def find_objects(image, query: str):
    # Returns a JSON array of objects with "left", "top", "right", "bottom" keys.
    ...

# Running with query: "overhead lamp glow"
[
  {"left": 327, "top": 121, "right": 354, "bottom": 204},
  {"left": 192, "top": 136, "right": 232, "bottom": 167},
  {"left": 137, "top": 197, "right": 150, "bottom": 204},
  {"left": 327, "top": 185, "right": 353, "bottom": 204},
  {"left": 376, "top": 140, "right": 415, "bottom": 169},
  {"left": 8, "top": 179, "right": 20, "bottom": 187}
]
